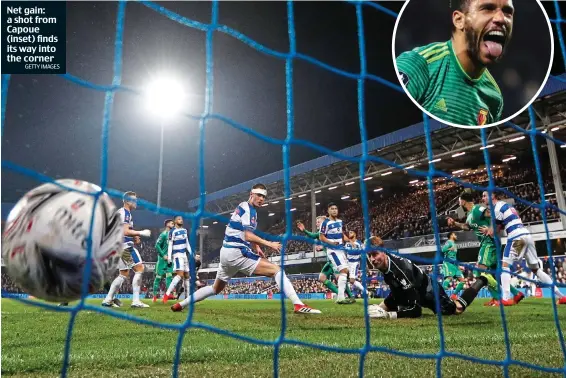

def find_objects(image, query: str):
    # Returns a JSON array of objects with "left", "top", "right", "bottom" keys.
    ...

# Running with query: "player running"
[
  {"left": 395, "top": 0, "right": 514, "bottom": 126},
  {"left": 171, "top": 184, "right": 321, "bottom": 314},
  {"left": 481, "top": 191, "right": 566, "bottom": 305},
  {"left": 319, "top": 203, "right": 351, "bottom": 304},
  {"left": 441, "top": 232, "right": 466, "bottom": 299},
  {"left": 344, "top": 231, "right": 368, "bottom": 298},
  {"left": 367, "top": 247, "right": 466, "bottom": 319},
  {"left": 296, "top": 218, "right": 355, "bottom": 300},
  {"left": 102, "top": 192, "right": 151, "bottom": 308},
  {"left": 163, "top": 216, "right": 194, "bottom": 303},
  {"left": 152, "top": 219, "right": 174, "bottom": 302}
]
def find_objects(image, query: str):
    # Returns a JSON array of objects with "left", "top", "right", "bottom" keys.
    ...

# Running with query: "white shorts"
[
  {"left": 118, "top": 247, "right": 143, "bottom": 270},
  {"left": 327, "top": 249, "right": 348, "bottom": 272},
  {"left": 172, "top": 253, "right": 190, "bottom": 273},
  {"left": 503, "top": 233, "right": 539, "bottom": 269},
  {"left": 216, "top": 246, "right": 261, "bottom": 282},
  {"left": 348, "top": 261, "right": 360, "bottom": 279}
]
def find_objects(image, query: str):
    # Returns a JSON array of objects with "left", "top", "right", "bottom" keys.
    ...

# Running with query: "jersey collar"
[
  {"left": 448, "top": 39, "right": 486, "bottom": 83},
  {"left": 384, "top": 255, "right": 391, "bottom": 274}
]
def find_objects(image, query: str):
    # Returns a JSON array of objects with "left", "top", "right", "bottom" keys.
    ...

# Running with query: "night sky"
[{"left": 2, "top": 1, "right": 565, "bottom": 209}]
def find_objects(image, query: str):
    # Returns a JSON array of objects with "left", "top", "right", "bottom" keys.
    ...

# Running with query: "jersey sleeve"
[
  {"left": 441, "top": 241, "right": 451, "bottom": 254},
  {"left": 118, "top": 208, "right": 129, "bottom": 224},
  {"left": 389, "top": 255, "right": 420, "bottom": 305},
  {"left": 304, "top": 230, "right": 320, "bottom": 239},
  {"left": 155, "top": 232, "right": 166, "bottom": 257},
  {"left": 472, "top": 205, "right": 488, "bottom": 222},
  {"left": 238, "top": 203, "right": 253, "bottom": 231},
  {"left": 494, "top": 203, "right": 505, "bottom": 221},
  {"left": 396, "top": 50, "right": 429, "bottom": 102},
  {"left": 319, "top": 219, "right": 328, "bottom": 236}
]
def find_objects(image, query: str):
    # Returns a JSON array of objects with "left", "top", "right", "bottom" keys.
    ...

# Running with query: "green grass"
[{"left": 2, "top": 298, "right": 566, "bottom": 377}]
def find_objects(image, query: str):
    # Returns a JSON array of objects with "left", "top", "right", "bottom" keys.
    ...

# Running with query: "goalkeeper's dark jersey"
[
  {"left": 396, "top": 40, "right": 503, "bottom": 126},
  {"left": 382, "top": 254, "right": 456, "bottom": 318}
]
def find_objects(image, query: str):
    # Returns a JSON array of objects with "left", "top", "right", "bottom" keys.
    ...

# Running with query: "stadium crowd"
[
  {"left": 57, "top": 164, "right": 560, "bottom": 266},
  {"left": 3, "top": 255, "right": 566, "bottom": 297},
  {"left": 289, "top": 166, "right": 563, "bottom": 244},
  {"left": 2, "top": 163, "right": 565, "bottom": 298}
]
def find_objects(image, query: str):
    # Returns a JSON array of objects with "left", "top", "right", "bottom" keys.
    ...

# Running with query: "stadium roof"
[{"left": 189, "top": 75, "right": 566, "bottom": 216}]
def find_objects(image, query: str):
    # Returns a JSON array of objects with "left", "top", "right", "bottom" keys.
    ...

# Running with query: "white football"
[{"left": 1, "top": 179, "right": 124, "bottom": 302}]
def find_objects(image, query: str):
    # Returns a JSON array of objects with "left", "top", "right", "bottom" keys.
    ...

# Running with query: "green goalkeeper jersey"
[
  {"left": 155, "top": 230, "right": 169, "bottom": 260},
  {"left": 442, "top": 240, "right": 457, "bottom": 261},
  {"left": 396, "top": 40, "right": 503, "bottom": 126},
  {"left": 465, "top": 204, "right": 496, "bottom": 247}
]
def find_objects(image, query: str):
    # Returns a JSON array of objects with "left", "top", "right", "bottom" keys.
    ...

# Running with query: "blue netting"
[{"left": 2, "top": 1, "right": 566, "bottom": 377}]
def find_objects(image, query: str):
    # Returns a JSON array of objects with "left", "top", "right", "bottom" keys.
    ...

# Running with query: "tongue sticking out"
[{"left": 484, "top": 41, "right": 503, "bottom": 58}]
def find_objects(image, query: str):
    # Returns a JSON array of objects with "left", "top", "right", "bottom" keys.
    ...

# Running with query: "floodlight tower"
[{"left": 144, "top": 77, "right": 186, "bottom": 208}]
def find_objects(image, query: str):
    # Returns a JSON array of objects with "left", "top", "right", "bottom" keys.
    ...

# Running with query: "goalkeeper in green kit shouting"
[
  {"left": 296, "top": 218, "right": 354, "bottom": 301},
  {"left": 152, "top": 219, "right": 175, "bottom": 302}
]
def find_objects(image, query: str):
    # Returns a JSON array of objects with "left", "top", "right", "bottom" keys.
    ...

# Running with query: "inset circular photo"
[{"left": 392, "top": 0, "right": 553, "bottom": 128}]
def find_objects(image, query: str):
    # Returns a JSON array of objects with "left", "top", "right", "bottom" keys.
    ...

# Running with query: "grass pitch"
[{"left": 2, "top": 298, "right": 566, "bottom": 377}]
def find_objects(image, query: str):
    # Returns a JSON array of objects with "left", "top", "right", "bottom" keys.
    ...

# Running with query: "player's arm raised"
[{"left": 297, "top": 221, "right": 320, "bottom": 239}]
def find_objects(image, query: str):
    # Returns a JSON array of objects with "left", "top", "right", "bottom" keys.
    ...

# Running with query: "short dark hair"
[
  {"left": 460, "top": 190, "right": 474, "bottom": 202},
  {"left": 253, "top": 183, "right": 267, "bottom": 190},
  {"left": 327, "top": 202, "right": 337, "bottom": 209},
  {"left": 164, "top": 219, "right": 173, "bottom": 226},
  {"left": 450, "top": 0, "right": 472, "bottom": 12},
  {"left": 449, "top": 232, "right": 457, "bottom": 238},
  {"left": 174, "top": 215, "right": 183, "bottom": 220}
]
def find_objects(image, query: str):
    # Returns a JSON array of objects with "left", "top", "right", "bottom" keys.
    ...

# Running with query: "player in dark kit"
[
  {"left": 396, "top": 0, "right": 514, "bottom": 126},
  {"left": 368, "top": 246, "right": 465, "bottom": 319}
]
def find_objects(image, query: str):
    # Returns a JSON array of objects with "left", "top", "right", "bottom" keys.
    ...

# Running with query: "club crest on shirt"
[{"left": 477, "top": 108, "right": 489, "bottom": 126}]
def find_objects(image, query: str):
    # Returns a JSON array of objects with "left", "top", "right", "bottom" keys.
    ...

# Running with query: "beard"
[{"left": 464, "top": 23, "right": 483, "bottom": 66}]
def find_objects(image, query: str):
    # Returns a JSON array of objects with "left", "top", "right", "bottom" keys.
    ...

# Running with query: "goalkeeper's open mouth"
[{"left": 481, "top": 27, "right": 508, "bottom": 60}]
